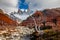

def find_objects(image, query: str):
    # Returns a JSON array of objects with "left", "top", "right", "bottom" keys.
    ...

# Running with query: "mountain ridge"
[{"left": 20, "top": 8, "right": 60, "bottom": 30}]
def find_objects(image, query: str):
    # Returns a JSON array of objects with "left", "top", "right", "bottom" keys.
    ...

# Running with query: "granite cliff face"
[{"left": 20, "top": 8, "right": 60, "bottom": 30}]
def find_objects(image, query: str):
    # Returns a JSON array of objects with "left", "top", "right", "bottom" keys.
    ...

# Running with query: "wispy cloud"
[
  {"left": 26, "top": 0, "right": 60, "bottom": 11},
  {"left": 0, "top": 0, "right": 18, "bottom": 13},
  {"left": 0, "top": 0, "right": 60, "bottom": 14}
]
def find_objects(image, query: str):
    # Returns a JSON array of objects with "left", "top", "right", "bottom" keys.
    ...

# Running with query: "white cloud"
[
  {"left": 0, "top": 0, "right": 60, "bottom": 13},
  {"left": 26, "top": 0, "right": 60, "bottom": 10},
  {"left": 0, "top": 0, "right": 60, "bottom": 20},
  {"left": 0, "top": 0, "right": 18, "bottom": 13}
]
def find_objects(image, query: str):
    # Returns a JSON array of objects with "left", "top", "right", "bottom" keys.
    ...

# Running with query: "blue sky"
[
  {"left": 20, "top": 0, "right": 25, "bottom": 3},
  {"left": 0, "top": 0, "right": 60, "bottom": 20},
  {"left": 18, "top": 0, "right": 28, "bottom": 10},
  {"left": 0, "top": 0, "right": 60, "bottom": 13}
]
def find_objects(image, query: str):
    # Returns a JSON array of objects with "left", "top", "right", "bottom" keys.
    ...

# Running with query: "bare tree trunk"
[{"left": 31, "top": 16, "right": 38, "bottom": 32}]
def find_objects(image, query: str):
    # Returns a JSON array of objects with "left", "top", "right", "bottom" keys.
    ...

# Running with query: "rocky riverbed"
[
  {"left": 0, "top": 26, "right": 60, "bottom": 40},
  {"left": 0, "top": 26, "right": 35, "bottom": 40}
]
